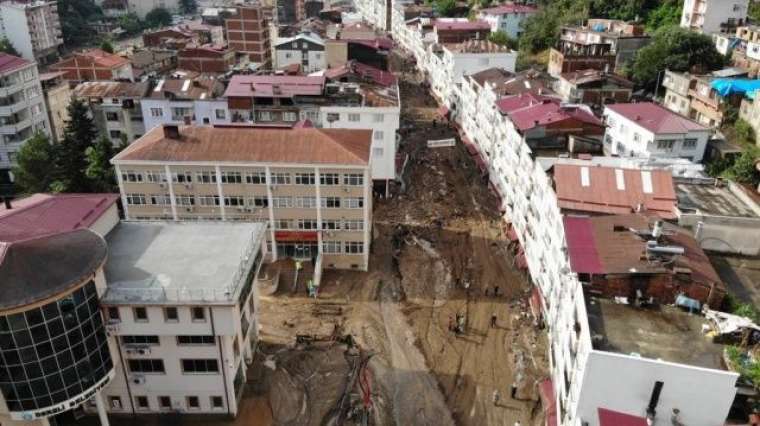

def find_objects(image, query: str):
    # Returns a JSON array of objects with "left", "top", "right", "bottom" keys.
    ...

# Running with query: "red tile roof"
[
  {"left": 0, "top": 53, "right": 31, "bottom": 74},
  {"left": 598, "top": 408, "right": 648, "bottom": 426},
  {"left": 324, "top": 60, "right": 397, "bottom": 87},
  {"left": 497, "top": 94, "right": 603, "bottom": 132},
  {"left": 495, "top": 92, "right": 554, "bottom": 114},
  {"left": 224, "top": 75, "right": 326, "bottom": 98},
  {"left": 563, "top": 215, "right": 604, "bottom": 274},
  {"left": 480, "top": 3, "right": 538, "bottom": 14},
  {"left": 554, "top": 164, "right": 677, "bottom": 218},
  {"left": 79, "top": 48, "right": 130, "bottom": 68},
  {"left": 606, "top": 102, "right": 708, "bottom": 134},
  {"left": 433, "top": 19, "right": 491, "bottom": 31},
  {"left": 0, "top": 193, "right": 119, "bottom": 243}
]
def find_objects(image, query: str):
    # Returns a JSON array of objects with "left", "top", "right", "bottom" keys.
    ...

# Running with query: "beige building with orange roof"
[{"left": 111, "top": 124, "right": 373, "bottom": 270}]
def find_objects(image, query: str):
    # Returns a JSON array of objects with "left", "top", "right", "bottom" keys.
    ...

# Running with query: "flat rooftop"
[
  {"left": 103, "top": 222, "right": 265, "bottom": 305},
  {"left": 586, "top": 297, "right": 726, "bottom": 370},
  {"left": 676, "top": 181, "right": 760, "bottom": 218}
]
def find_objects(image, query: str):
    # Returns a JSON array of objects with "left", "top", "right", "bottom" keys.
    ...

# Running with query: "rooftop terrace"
[{"left": 676, "top": 181, "right": 760, "bottom": 218}]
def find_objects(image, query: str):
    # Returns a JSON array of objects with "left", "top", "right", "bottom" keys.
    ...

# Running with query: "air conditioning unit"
[{"left": 131, "top": 375, "right": 146, "bottom": 385}]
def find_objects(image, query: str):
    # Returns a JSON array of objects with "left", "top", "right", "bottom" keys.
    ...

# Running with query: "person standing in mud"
[{"left": 490, "top": 313, "right": 497, "bottom": 328}]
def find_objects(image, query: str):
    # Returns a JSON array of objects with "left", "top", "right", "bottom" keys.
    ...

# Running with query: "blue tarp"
[
  {"left": 675, "top": 294, "right": 701, "bottom": 312},
  {"left": 710, "top": 79, "right": 760, "bottom": 97}
]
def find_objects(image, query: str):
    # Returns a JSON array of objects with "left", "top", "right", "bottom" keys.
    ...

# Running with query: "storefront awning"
[{"left": 274, "top": 231, "right": 319, "bottom": 242}]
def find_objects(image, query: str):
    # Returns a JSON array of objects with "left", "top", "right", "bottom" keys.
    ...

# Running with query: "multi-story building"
[
  {"left": 554, "top": 69, "right": 633, "bottom": 110},
  {"left": 548, "top": 19, "right": 650, "bottom": 77},
  {"left": 603, "top": 102, "right": 711, "bottom": 162},
  {"left": 225, "top": 71, "right": 400, "bottom": 189},
  {"left": 0, "top": 54, "right": 50, "bottom": 184},
  {"left": 225, "top": 4, "right": 272, "bottom": 65},
  {"left": 661, "top": 69, "right": 694, "bottom": 117},
  {"left": 0, "top": 1, "right": 62, "bottom": 66},
  {"left": 681, "top": 0, "right": 749, "bottom": 34},
  {"left": 177, "top": 47, "right": 236, "bottom": 74},
  {"left": 130, "top": 49, "right": 177, "bottom": 79},
  {"left": 73, "top": 81, "right": 150, "bottom": 146},
  {"left": 276, "top": 0, "right": 305, "bottom": 24},
  {"left": 98, "top": 221, "right": 266, "bottom": 416},
  {"left": 39, "top": 70, "right": 70, "bottom": 143},
  {"left": 112, "top": 125, "right": 373, "bottom": 270},
  {"left": 274, "top": 32, "right": 326, "bottom": 73},
  {"left": 477, "top": 3, "right": 537, "bottom": 39},
  {"left": 432, "top": 18, "right": 490, "bottom": 44},
  {"left": 141, "top": 77, "right": 229, "bottom": 132},
  {"left": 51, "top": 49, "right": 134, "bottom": 82},
  {"left": 661, "top": 68, "right": 748, "bottom": 128},
  {"left": 739, "top": 90, "right": 760, "bottom": 146}
]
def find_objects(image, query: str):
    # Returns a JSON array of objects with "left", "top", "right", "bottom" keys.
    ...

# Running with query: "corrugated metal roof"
[
  {"left": 605, "top": 102, "right": 708, "bottom": 134},
  {"left": 73, "top": 81, "right": 150, "bottom": 98},
  {"left": 224, "top": 75, "right": 326, "bottom": 98},
  {"left": 0, "top": 53, "right": 31, "bottom": 74},
  {"left": 563, "top": 216, "right": 604, "bottom": 274}
]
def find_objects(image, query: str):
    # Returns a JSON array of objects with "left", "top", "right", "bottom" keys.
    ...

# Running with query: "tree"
[
  {"left": 12, "top": 132, "right": 57, "bottom": 194},
  {"left": 630, "top": 25, "right": 724, "bottom": 87},
  {"left": 488, "top": 31, "right": 519, "bottom": 50},
  {"left": 58, "top": 0, "right": 104, "bottom": 47},
  {"left": 0, "top": 37, "right": 20, "bottom": 56},
  {"left": 518, "top": 0, "right": 588, "bottom": 53},
  {"left": 145, "top": 7, "right": 172, "bottom": 28},
  {"left": 85, "top": 136, "right": 117, "bottom": 192},
  {"left": 645, "top": 0, "right": 684, "bottom": 33},
  {"left": 722, "top": 146, "right": 760, "bottom": 186},
  {"left": 179, "top": 0, "right": 198, "bottom": 14},
  {"left": 100, "top": 39, "right": 114, "bottom": 54},
  {"left": 750, "top": 1, "right": 760, "bottom": 23},
  {"left": 55, "top": 98, "right": 98, "bottom": 192},
  {"left": 433, "top": 0, "right": 457, "bottom": 17},
  {"left": 118, "top": 13, "right": 144, "bottom": 35}
]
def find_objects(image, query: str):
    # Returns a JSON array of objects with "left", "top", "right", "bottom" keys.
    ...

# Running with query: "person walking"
[
  {"left": 490, "top": 313, "right": 497, "bottom": 328},
  {"left": 494, "top": 285, "right": 500, "bottom": 298}
]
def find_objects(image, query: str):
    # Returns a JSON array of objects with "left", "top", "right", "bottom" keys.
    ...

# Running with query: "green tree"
[
  {"left": 645, "top": 0, "right": 684, "bottom": 33},
  {"left": 750, "top": 1, "right": 760, "bottom": 23},
  {"left": 11, "top": 132, "right": 57, "bottom": 194},
  {"left": 735, "top": 118, "right": 755, "bottom": 143},
  {"left": 518, "top": 0, "right": 588, "bottom": 53},
  {"left": 58, "top": 0, "right": 103, "bottom": 47},
  {"left": 488, "top": 31, "right": 519, "bottom": 50},
  {"left": 0, "top": 37, "right": 20, "bottom": 56},
  {"left": 99, "top": 39, "right": 114, "bottom": 54},
  {"left": 722, "top": 146, "right": 760, "bottom": 186},
  {"left": 55, "top": 98, "right": 98, "bottom": 192},
  {"left": 118, "top": 13, "right": 144, "bottom": 35},
  {"left": 145, "top": 7, "right": 172, "bottom": 28},
  {"left": 631, "top": 25, "right": 724, "bottom": 87},
  {"left": 85, "top": 136, "right": 117, "bottom": 192},
  {"left": 433, "top": 0, "right": 457, "bottom": 17},
  {"left": 179, "top": 0, "right": 198, "bottom": 14}
]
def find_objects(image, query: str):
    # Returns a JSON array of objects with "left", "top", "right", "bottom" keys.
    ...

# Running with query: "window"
[
  {"left": 298, "top": 219, "right": 318, "bottom": 230},
  {"left": 283, "top": 111, "right": 298, "bottom": 121},
  {"left": 145, "top": 170, "right": 166, "bottom": 183},
  {"left": 344, "top": 220, "right": 364, "bottom": 231},
  {"left": 295, "top": 172, "right": 315, "bottom": 185},
  {"left": 272, "top": 196, "right": 292, "bottom": 208},
  {"left": 106, "top": 112, "right": 119, "bottom": 121},
  {"left": 345, "top": 242, "right": 364, "bottom": 254},
  {"left": 121, "top": 170, "right": 143, "bottom": 182},
  {"left": 186, "top": 396, "right": 200, "bottom": 409},
  {"left": 345, "top": 197, "right": 364, "bottom": 209},
  {"left": 176, "top": 195, "right": 195, "bottom": 206},
  {"left": 150, "top": 194, "right": 171, "bottom": 205},
  {"left": 191, "top": 307, "right": 206, "bottom": 322},
  {"left": 320, "top": 173, "right": 339, "bottom": 185},
  {"left": 126, "top": 193, "right": 146, "bottom": 205},
  {"left": 275, "top": 219, "right": 292, "bottom": 229},
  {"left": 683, "top": 138, "right": 698, "bottom": 149},
  {"left": 246, "top": 172, "right": 267, "bottom": 184},
  {"left": 326, "top": 112, "right": 340, "bottom": 122},
  {"left": 176, "top": 335, "right": 215, "bottom": 345},
  {"left": 198, "top": 195, "right": 220, "bottom": 206},
  {"left": 616, "top": 142, "right": 625, "bottom": 154},
  {"left": 211, "top": 396, "right": 224, "bottom": 409},
  {"left": 109, "top": 396, "right": 123, "bottom": 410},
  {"left": 271, "top": 173, "right": 291, "bottom": 185},
  {"left": 128, "top": 359, "right": 165, "bottom": 374},
  {"left": 215, "top": 109, "right": 226, "bottom": 119},
  {"left": 221, "top": 171, "right": 242, "bottom": 184},
  {"left": 258, "top": 111, "right": 272, "bottom": 121},
  {"left": 195, "top": 171, "right": 217, "bottom": 184},
  {"left": 373, "top": 147, "right": 384, "bottom": 157},
  {"left": 633, "top": 132, "right": 641, "bottom": 143},
  {"left": 321, "top": 197, "right": 341, "bottom": 208},
  {"left": 135, "top": 396, "right": 149, "bottom": 410},
  {"left": 657, "top": 140, "right": 675, "bottom": 150},
  {"left": 343, "top": 174, "right": 363, "bottom": 186},
  {"left": 322, "top": 219, "right": 340, "bottom": 230},
  {"left": 164, "top": 307, "right": 178, "bottom": 322},
  {"left": 285, "top": 52, "right": 292, "bottom": 58},
  {"left": 373, "top": 130, "right": 384, "bottom": 140},
  {"left": 133, "top": 307, "right": 148, "bottom": 322},
  {"left": 150, "top": 108, "right": 163, "bottom": 117},
  {"left": 107, "top": 307, "right": 120, "bottom": 322},
  {"left": 348, "top": 113, "right": 360, "bottom": 122},
  {"left": 121, "top": 335, "right": 160, "bottom": 345},
  {"left": 109, "top": 130, "right": 122, "bottom": 139},
  {"left": 323, "top": 241, "right": 341, "bottom": 254},
  {"left": 372, "top": 113, "right": 384, "bottom": 123},
  {"left": 181, "top": 359, "right": 219, "bottom": 374},
  {"left": 224, "top": 195, "right": 245, "bottom": 206},
  {"left": 295, "top": 196, "right": 317, "bottom": 208},
  {"left": 159, "top": 396, "right": 171, "bottom": 409}
]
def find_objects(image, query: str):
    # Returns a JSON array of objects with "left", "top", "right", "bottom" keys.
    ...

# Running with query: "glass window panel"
[
  {"left": 36, "top": 342, "right": 53, "bottom": 359},
  {"left": 25, "top": 309, "right": 44, "bottom": 326},
  {"left": 3, "top": 350, "right": 20, "bottom": 366},
  {"left": 47, "top": 318, "right": 64, "bottom": 337},
  {"left": 42, "top": 303, "right": 60, "bottom": 321},
  {"left": 41, "top": 357, "right": 58, "bottom": 376},
  {"left": 13, "top": 329, "right": 32, "bottom": 348},
  {"left": 45, "top": 374, "right": 64, "bottom": 392},
  {"left": 0, "top": 333, "right": 13, "bottom": 350},
  {"left": 30, "top": 324, "right": 48, "bottom": 343},
  {"left": 19, "top": 347, "right": 36, "bottom": 363},
  {"left": 24, "top": 362, "right": 42, "bottom": 379},
  {"left": 8, "top": 314, "right": 26, "bottom": 331}
]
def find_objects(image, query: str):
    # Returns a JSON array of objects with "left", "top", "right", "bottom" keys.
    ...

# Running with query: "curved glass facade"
[{"left": 0, "top": 281, "right": 113, "bottom": 412}]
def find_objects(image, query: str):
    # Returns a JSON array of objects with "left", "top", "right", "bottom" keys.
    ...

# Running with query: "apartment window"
[
  {"left": 176, "top": 335, "right": 215, "bottom": 345},
  {"left": 344, "top": 220, "right": 364, "bottom": 231},
  {"left": 323, "top": 241, "right": 341, "bottom": 254},
  {"left": 158, "top": 396, "right": 171, "bottom": 409},
  {"left": 105, "top": 112, "right": 119, "bottom": 121},
  {"left": 121, "top": 170, "right": 143, "bottom": 182},
  {"left": 211, "top": 396, "right": 224, "bottom": 409},
  {"left": 295, "top": 172, "right": 315, "bottom": 185},
  {"left": 298, "top": 219, "right": 318, "bottom": 230},
  {"left": 150, "top": 194, "right": 171, "bottom": 205},
  {"left": 121, "top": 335, "right": 160, "bottom": 345},
  {"left": 275, "top": 219, "right": 292, "bottom": 229},
  {"left": 321, "top": 197, "right": 341, "bottom": 208},
  {"left": 246, "top": 172, "right": 267, "bottom": 184},
  {"left": 373, "top": 147, "right": 384, "bottom": 157},
  {"left": 191, "top": 307, "right": 206, "bottom": 322},
  {"left": 195, "top": 171, "right": 217, "bottom": 184},
  {"left": 186, "top": 396, "right": 200, "bottom": 409},
  {"left": 176, "top": 195, "right": 195, "bottom": 206},
  {"left": 109, "top": 396, "right": 123, "bottom": 410},
  {"left": 348, "top": 113, "right": 360, "bottom": 122},
  {"left": 258, "top": 111, "right": 272, "bottom": 121},
  {"left": 633, "top": 133, "right": 641, "bottom": 143},
  {"left": 343, "top": 174, "right": 364, "bottom": 186},
  {"left": 295, "top": 196, "right": 317, "bottom": 208},
  {"left": 221, "top": 171, "right": 242, "bottom": 184},
  {"left": 164, "top": 307, "right": 178, "bottom": 322},
  {"left": 150, "top": 108, "right": 163, "bottom": 117},
  {"left": 345, "top": 197, "right": 364, "bottom": 209},
  {"left": 172, "top": 171, "right": 192, "bottom": 183},
  {"left": 198, "top": 195, "right": 220, "bottom": 206},
  {"left": 683, "top": 138, "right": 698, "bottom": 149},
  {"left": 271, "top": 173, "right": 291, "bottom": 185},
  {"left": 272, "top": 196, "right": 292, "bottom": 208},
  {"left": 181, "top": 359, "right": 219, "bottom": 374},
  {"left": 133, "top": 307, "right": 148, "bottom": 322},
  {"left": 283, "top": 111, "right": 298, "bottom": 121},
  {"left": 320, "top": 173, "right": 339, "bottom": 185},
  {"left": 109, "top": 130, "right": 122, "bottom": 139},
  {"left": 126, "top": 193, "right": 146, "bottom": 205},
  {"left": 135, "top": 396, "right": 149, "bottom": 410},
  {"left": 322, "top": 219, "right": 340, "bottom": 230},
  {"left": 326, "top": 112, "right": 340, "bottom": 122},
  {"left": 373, "top": 130, "right": 384, "bottom": 140},
  {"left": 372, "top": 113, "right": 384, "bottom": 123},
  {"left": 128, "top": 359, "right": 165, "bottom": 374},
  {"left": 215, "top": 109, "right": 226, "bottom": 119},
  {"left": 245, "top": 196, "right": 266, "bottom": 207},
  {"left": 616, "top": 142, "right": 625, "bottom": 154},
  {"left": 107, "top": 307, "right": 120, "bottom": 322},
  {"left": 345, "top": 241, "right": 364, "bottom": 254},
  {"left": 657, "top": 140, "right": 675, "bottom": 150},
  {"left": 224, "top": 195, "right": 245, "bottom": 206},
  {"left": 145, "top": 171, "right": 167, "bottom": 183}
]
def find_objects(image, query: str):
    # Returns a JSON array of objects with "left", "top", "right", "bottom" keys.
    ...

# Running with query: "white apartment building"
[
  {"left": 97, "top": 221, "right": 266, "bottom": 417},
  {"left": 0, "top": 54, "right": 50, "bottom": 182},
  {"left": 477, "top": 3, "right": 537, "bottom": 39},
  {"left": 681, "top": 0, "right": 749, "bottom": 34},
  {"left": 273, "top": 32, "right": 326, "bottom": 73},
  {"left": 0, "top": 1, "right": 62, "bottom": 66},
  {"left": 141, "top": 78, "right": 230, "bottom": 133},
  {"left": 603, "top": 103, "right": 711, "bottom": 162},
  {"left": 356, "top": 5, "right": 743, "bottom": 425},
  {"left": 112, "top": 125, "right": 373, "bottom": 271},
  {"left": 73, "top": 81, "right": 150, "bottom": 146},
  {"left": 661, "top": 70, "right": 693, "bottom": 117}
]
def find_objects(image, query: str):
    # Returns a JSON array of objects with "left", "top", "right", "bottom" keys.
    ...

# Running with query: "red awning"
[
  {"left": 539, "top": 379, "right": 557, "bottom": 426},
  {"left": 516, "top": 252, "right": 528, "bottom": 270},
  {"left": 274, "top": 231, "right": 319, "bottom": 242},
  {"left": 598, "top": 408, "right": 648, "bottom": 426}
]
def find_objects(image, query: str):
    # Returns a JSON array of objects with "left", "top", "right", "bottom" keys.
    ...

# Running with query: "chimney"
[
  {"left": 163, "top": 124, "right": 180, "bottom": 139},
  {"left": 3, "top": 197, "right": 11, "bottom": 209}
]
